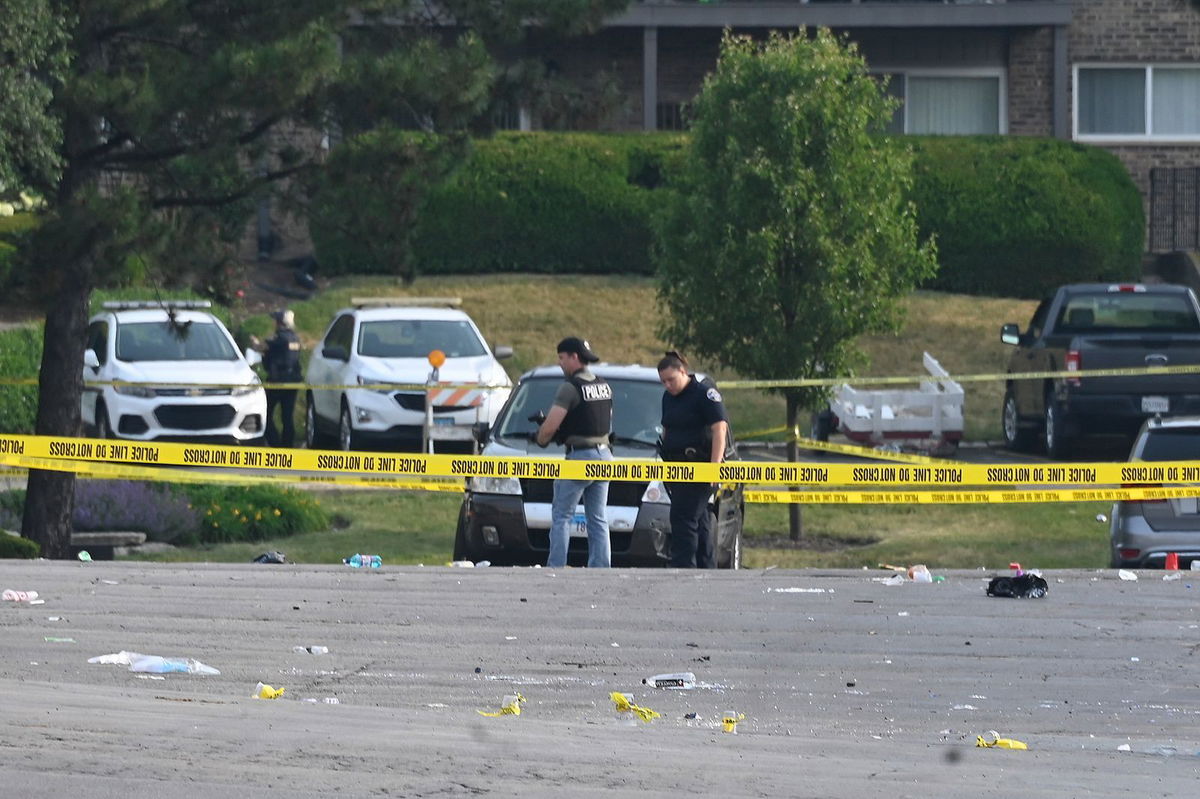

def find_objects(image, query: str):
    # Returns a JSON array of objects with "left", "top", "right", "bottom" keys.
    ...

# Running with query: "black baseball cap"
[{"left": 557, "top": 336, "right": 600, "bottom": 363}]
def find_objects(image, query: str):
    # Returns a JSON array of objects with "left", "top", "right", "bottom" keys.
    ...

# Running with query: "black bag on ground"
[{"left": 986, "top": 573, "right": 1048, "bottom": 598}]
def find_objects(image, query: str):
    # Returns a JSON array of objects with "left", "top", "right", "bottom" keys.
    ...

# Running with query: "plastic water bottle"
[
  {"left": 293, "top": 645, "right": 329, "bottom": 655},
  {"left": 129, "top": 655, "right": 220, "bottom": 675},
  {"left": 642, "top": 671, "right": 696, "bottom": 689},
  {"left": 343, "top": 553, "right": 382, "bottom": 569}
]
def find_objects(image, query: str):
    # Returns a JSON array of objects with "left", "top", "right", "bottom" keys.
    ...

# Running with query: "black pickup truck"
[{"left": 1000, "top": 283, "right": 1200, "bottom": 458}]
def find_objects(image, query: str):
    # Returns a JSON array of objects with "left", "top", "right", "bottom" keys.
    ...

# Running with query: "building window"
[
  {"left": 873, "top": 70, "right": 1004, "bottom": 135},
  {"left": 1076, "top": 65, "right": 1200, "bottom": 141}
]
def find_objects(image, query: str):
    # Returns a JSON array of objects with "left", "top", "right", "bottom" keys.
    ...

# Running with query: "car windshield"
[
  {"left": 358, "top": 320, "right": 486, "bottom": 358},
  {"left": 496, "top": 375, "right": 663, "bottom": 446},
  {"left": 116, "top": 321, "right": 238, "bottom": 362},
  {"left": 1139, "top": 428, "right": 1200, "bottom": 461},
  {"left": 1055, "top": 293, "right": 1200, "bottom": 333}
]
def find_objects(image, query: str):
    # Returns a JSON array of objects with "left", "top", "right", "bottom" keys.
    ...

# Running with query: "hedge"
[
  {"left": 0, "top": 532, "right": 39, "bottom": 559},
  {"left": 0, "top": 325, "right": 41, "bottom": 435},
  {"left": 908, "top": 136, "right": 1144, "bottom": 298},
  {"left": 315, "top": 132, "right": 1142, "bottom": 297}
]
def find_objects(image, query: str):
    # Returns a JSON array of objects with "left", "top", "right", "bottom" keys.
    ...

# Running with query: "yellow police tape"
[
  {"left": 3, "top": 360, "right": 1200, "bottom": 392},
  {"left": 2, "top": 433, "right": 1199, "bottom": 492},
  {"left": 746, "top": 486, "right": 1199, "bottom": 504}
]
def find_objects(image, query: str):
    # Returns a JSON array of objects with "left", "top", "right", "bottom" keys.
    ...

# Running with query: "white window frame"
[
  {"left": 870, "top": 67, "right": 1008, "bottom": 136},
  {"left": 1074, "top": 63, "right": 1200, "bottom": 143}
]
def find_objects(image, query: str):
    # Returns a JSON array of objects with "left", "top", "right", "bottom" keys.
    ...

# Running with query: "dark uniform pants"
[
  {"left": 666, "top": 480, "right": 715, "bottom": 569},
  {"left": 266, "top": 388, "right": 297, "bottom": 447}
]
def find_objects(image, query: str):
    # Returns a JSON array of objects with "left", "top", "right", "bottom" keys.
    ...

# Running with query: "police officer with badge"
[
  {"left": 262, "top": 309, "right": 302, "bottom": 448},
  {"left": 658, "top": 351, "right": 730, "bottom": 568},
  {"left": 533, "top": 337, "right": 614, "bottom": 569}
]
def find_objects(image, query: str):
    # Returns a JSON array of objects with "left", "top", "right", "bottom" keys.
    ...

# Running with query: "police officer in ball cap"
[
  {"left": 262, "top": 309, "right": 302, "bottom": 447},
  {"left": 657, "top": 351, "right": 731, "bottom": 568},
  {"left": 532, "top": 336, "right": 614, "bottom": 568}
]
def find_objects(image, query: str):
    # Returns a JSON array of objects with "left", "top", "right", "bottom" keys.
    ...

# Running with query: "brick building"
[{"left": 517, "top": 0, "right": 1200, "bottom": 253}]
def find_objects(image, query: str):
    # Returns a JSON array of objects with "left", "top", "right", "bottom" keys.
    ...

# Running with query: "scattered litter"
[
  {"left": 1147, "top": 745, "right": 1178, "bottom": 757},
  {"left": 1192, "top": 561, "right": 1200, "bottom": 571},
  {"left": 43, "top": 637, "right": 75, "bottom": 643},
  {"left": 344, "top": 553, "right": 382, "bottom": 568},
  {"left": 128, "top": 655, "right": 220, "bottom": 675},
  {"left": 2, "top": 589, "right": 43, "bottom": 604},
  {"left": 505, "top": 636, "right": 517, "bottom": 641},
  {"left": 1117, "top": 743, "right": 1132, "bottom": 752},
  {"left": 253, "top": 682, "right": 286, "bottom": 699},
  {"left": 478, "top": 693, "right": 526, "bottom": 717},
  {"left": 1164, "top": 573, "right": 1183, "bottom": 582},
  {"left": 953, "top": 704, "right": 978, "bottom": 711},
  {"left": 722, "top": 710, "right": 745, "bottom": 734},
  {"left": 47, "top": 616, "right": 61, "bottom": 621},
  {"left": 879, "top": 574, "right": 905, "bottom": 586},
  {"left": 323, "top": 697, "right": 340, "bottom": 704},
  {"left": 897, "top": 612, "right": 909, "bottom": 617},
  {"left": 134, "top": 674, "right": 166, "bottom": 681},
  {"left": 769, "top": 587, "right": 830, "bottom": 594},
  {"left": 643, "top": 672, "right": 695, "bottom": 689},
  {"left": 611, "top": 642, "right": 620, "bottom": 648},
  {"left": 100, "top": 580, "right": 119, "bottom": 585},
  {"left": 88, "top": 651, "right": 141, "bottom": 666},
  {"left": 977, "top": 732, "right": 1028, "bottom": 750},
  {"left": 448, "top": 560, "right": 474, "bottom": 568},
  {"left": 932, "top": 575, "right": 946, "bottom": 583},
  {"left": 684, "top": 712, "right": 698, "bottom": 720},
  {"left": 252, "top": 551, "right": 289, "bottom": 564},
  {"left": 77, "top": 550, "right": 92, "bottom": 562},
  {"left": 986, "top": 573, "right": 1048, "bottom": 598},
  {"left": 1009, "top": 562, "right": 1024, "bottom": 576},
  {"left": 1118, "top": 570, "right": 1138, "bottom": 581},
  {"left": 908, "top": 565, "right": 932, "bottom": 583},
  {"left": 427, "top": 703, "right": 449, "bottom": 708},
  {"left": 475, "top": 560, "right": 491, "bottom": 568},
  {"left": 292, "top": 645, "right": 329, "bottom": 655},
  {"left": 610, "top": 692, "right": 660, "bottom": 722},
  {"left": 1130, "top": 657, "right": 1140, "bottom": 662}
]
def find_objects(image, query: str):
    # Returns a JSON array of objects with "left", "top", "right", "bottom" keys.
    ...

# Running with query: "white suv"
[
  {"left": 304, "top": 299, "right": 513, "bottom": 452},
  {"left": 81, "top": 301, "right": 267, "bottom": 443}
]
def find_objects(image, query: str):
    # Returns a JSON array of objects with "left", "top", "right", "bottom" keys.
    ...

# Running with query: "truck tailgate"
[{"left": 1072, "top": 334, "right": 1200, "bottom": 394}]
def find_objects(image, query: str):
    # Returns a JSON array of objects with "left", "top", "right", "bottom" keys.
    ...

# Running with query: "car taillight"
[
  {"left": 1065, "top": 349, "right": 1081, "bottom": 386},
  {"left": 1122, "top": 483, "right": 1166, "bottom": 505},
  {"left": 1119, "top": 548, "right": 1141, "bottom": 560}
]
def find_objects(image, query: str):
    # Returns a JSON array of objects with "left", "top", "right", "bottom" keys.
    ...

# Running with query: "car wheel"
[
  {"left": 338, "top": 400, "right": 358, "bottom": 452},
  {"left": 1002, "top": 387, "right": 1035, "bottom": 452},
  {"left": 305, "top": 393, "right": 331, "bottom": 449},
  {"left": 95, "top": 403, "right": 112, "bottom": 440},
  {"left": 1043, "top": 391, "right": 1074, "bottom": 460}
]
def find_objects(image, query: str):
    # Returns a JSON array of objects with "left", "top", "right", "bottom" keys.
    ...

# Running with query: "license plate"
[
  {"left": 433, "top": 417, "right": 455, "bottom": 426},
  {"left": 571, "top": 512, "right": 587, "bottom": 538},
  {"left": 1142, "top": 396, "right": 1169, "bottom": 414}
]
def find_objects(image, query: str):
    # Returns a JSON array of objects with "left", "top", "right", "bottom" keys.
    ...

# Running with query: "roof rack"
[
  {"left": 102, "top": 300, "right": 212, "bottom": 310},
  {"left": 350, "top": 297, "right": 462, "bottom": 309}
]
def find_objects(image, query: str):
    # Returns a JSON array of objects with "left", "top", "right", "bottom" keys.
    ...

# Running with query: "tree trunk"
[
  {"left": 786, "top": 392, "right": 804, "bottom": 542},
  {"left": 21, "top": 268, "right": 91, "bottom": 559}
]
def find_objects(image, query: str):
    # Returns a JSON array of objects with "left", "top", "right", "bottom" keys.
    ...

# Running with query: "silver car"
[{"left": 1109, "top": 415, "right": 1200, "bottom": 568}]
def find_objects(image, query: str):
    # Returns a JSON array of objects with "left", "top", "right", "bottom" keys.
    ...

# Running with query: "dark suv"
[{"left": 453, "top": 364, "right": 743, "bottom": 568}]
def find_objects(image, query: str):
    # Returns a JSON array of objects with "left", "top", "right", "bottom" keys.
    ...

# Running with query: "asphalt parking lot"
[{"left": 2, "top": 560, "right": 1198, "bottom": 797}]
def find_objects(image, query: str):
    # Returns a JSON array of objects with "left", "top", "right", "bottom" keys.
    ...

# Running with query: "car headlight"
[
  {"left": 232, "top": 378, "right": 262, "bottom": 397},
  {"left": 469, "top": 476, "right": 522, "bottom": 495},
  {"left": 357, "top": 375, "right": 393, "bottom": 394},
  {"left": 113, "top": 383, "right": 155, "bottom": 398},
  {"left": 641, "top": 480, "right": 670, "bottom": 505}
]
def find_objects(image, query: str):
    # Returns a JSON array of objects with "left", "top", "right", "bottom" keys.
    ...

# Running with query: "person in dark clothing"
[
  {"left": 534, "top": 336, "right": 614, "bottom": 568},
  {"left": 658, "top": 351, "right": 730, "bottom": 569},
  {"left": 262, "top": 309, "right": 302, "bottom": 447}
]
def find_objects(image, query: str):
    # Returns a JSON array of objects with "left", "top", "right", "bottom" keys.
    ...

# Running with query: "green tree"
[
  {"left": 0, "top": 0, "right": 67, "bottom": 197},
  {"left": 9, "top": 0, "right": 627, "bottom": 558},
  {"left": 654, "top": 30, "right": 937, "bottom": 539}
]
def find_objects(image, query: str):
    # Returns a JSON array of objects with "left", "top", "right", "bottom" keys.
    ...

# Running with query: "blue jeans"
[{"left": 548, "top": 445, "right": 613, "bottom": 568}]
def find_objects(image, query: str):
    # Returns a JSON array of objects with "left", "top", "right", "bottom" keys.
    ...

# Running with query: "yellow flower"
[
  {"left": 273, "top": 509, "right": 281, "bottom": 516},
  {"left": 241, "top": 516, "right": 248, "bottom": 523},
  {"left": 255, "top": 512, "right": 262, "bottom": 521},
  {"left": 206, "top": 509, "right": 212, "bottom": 516},
  {"left": 233, "top": 508, "right": 240, "bottom": 515},
  {"left": 214, "top": 522, "right": 220, "bottom": 528}
]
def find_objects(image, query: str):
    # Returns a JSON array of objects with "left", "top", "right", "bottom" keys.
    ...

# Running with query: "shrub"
[
  {"left": 0, "top": 532, "right": 39, "bottom": 559},
  {"left": 0, "top": 325, "right": 41, "bottom": 434},
  {"left": 408, "top": 132, "right": 685, "bottom": 276},
  {"left": 909, "top": 137, "right": 1144, "bottom": 299},
  {"left": 0, "top": 489, "right": 24, "bottom": 531},
  {"left": 0, "top": 213, "right": 38, "bottom": 292},
  {"left": 72, "top": 480, "right": 201, "bottom": 542},
  {"left": 178, "top": 484, "right": 331, "bottom": 545}
]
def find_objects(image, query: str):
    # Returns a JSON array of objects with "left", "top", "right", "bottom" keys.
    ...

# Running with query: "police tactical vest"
[
  {"left": 558, "top": 373, "right": 612, "bottom": 440},
  {"left": 266, "top": 329, "right": 303, "bottom": 382}
]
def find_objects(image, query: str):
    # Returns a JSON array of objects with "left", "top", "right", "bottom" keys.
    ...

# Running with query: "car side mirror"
[
  {"left": 472, "top": 421, "right": 491, "bottom": 445},
  {"left": 494, "top": 345, "right": 513, "bottom": 360},
  {"left": 1000, "top": 323, "right": 1021, "bottom": 346},
  {"left": 322, "top": 345, "right": 348, "bottom": 362},
  {"left": 244, "top": 348, "right": 263, "bottom": 367},
  {"left": 83, "top": 349, "right": 100, "bottom": 370}
]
